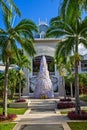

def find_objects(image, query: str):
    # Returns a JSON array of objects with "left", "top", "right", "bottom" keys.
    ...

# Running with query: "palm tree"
[
  {"left": 11, "top": 49, "right": 31, "bottom": 99},
  {"left": 0, "top": 7, "right": 37, "bottom": 116},
  {"left": 46, "top": 16, "right": 87, "bottom": 114}
]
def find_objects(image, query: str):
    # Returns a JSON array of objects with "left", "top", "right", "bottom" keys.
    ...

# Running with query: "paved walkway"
[{"left": 13, "top": 99, "right": 71, "bottom": 130}]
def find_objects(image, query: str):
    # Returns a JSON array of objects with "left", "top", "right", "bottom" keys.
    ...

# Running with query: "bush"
[
  {"left": 57, "top": 102, "right": 75, "bottom": 109},
  {"left": 0, "top": 114, "right": 17, "bottom": 121},
  {"left": 60, "top": 98, "right": 72, "bottom": 102},
  {"left": 15, "top": 99, "right": 26, "bottom": 102},
  {"left": 68, "top": 111, "right": 87, "bottom": 120}
]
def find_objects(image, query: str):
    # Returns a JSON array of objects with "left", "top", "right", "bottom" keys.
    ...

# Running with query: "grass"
[
  {"left": 68, "top": 122, "right": 87, "bottom": 130},
  {"left": 80, "top": 95, "right": 87, "bottom": 102},
  {"left": 60, "top": 111, "right": 68, "bottom": 114},
  {"left": 0, "top": 108, "right": 27, "bottom": 115},
  {"left": 0, "top": 123, "right": 16, "bottom": 130}
]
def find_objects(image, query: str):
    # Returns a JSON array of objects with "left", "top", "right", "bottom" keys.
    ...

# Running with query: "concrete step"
[{"left": 29, "top": 100, "right": 57, "bottom": 110}]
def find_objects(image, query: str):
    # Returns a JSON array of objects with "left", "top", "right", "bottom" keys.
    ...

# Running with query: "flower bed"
[
  {"left": 0, "top": 114, "right": 17, "bottom": 121},
  {"left": 68, "top": 111, "right": 87, "bottom": 120},
  {"left": 15, "top": 99, "right": 26, "bottom": 103},
  {"left": 57, "top": 102, "right": 75, "bottom": 109},
  {"left": 60, "top": 98, "right": 72, "bottom": 102}
]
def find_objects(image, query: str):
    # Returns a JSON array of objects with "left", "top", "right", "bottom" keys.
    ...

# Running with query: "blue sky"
[
  {"left": 14, "top": 0, "right": 61, "bottom": 25},
  {"left": 0, "top": 0, "right": 87, "bottom": 27}
]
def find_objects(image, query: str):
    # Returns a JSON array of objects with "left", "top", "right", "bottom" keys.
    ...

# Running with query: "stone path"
[{"left": 13, "top": 99, "right": 71, "bottom": 130}]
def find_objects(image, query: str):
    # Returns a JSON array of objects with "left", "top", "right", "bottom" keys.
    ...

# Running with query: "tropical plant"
[
  {"left": 79, "top": 74, "right": 87, "bottom": 94},
  {"left": 0, "top": 5, "right": 37, "bottom": 116},
  {"left": 8, "top": 69, "right": 18, "bottom": 98},
  {"left": 16, "top": 69, "right": 26, "bottom": 99},
  {"left": 11, "top": 49, "right": 30, "bottom": 99},
  {"left": 46, "top": 15, "right": 87, "bottom": 114},
  {"left": 0, "top": 72, "right": 4, "bottom": 98}
]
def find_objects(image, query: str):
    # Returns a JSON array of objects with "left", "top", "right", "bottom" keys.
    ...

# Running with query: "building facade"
[{"left": 22, "top": 21, "right": 87, "bottom": 97}]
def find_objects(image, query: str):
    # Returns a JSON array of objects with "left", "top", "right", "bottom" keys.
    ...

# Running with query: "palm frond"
[
  {"left": 15, "top": 19, "right": 38, "bottom": 32},
  {"left": 14, "top": 34, "right": 36, "bottom": 56},
  {"left": 7, "top": 0, "right": 21, "bottom": 16},
  {"left": 0, "top": 0, "right": 10, "bottom": 14},
  {"left": 2, "top": 9, "right": 12, "bottom": 30}
]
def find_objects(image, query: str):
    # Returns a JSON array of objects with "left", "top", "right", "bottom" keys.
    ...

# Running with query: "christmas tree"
[{"left": 34, "top": 56, "right": 54, "bottom": 98}]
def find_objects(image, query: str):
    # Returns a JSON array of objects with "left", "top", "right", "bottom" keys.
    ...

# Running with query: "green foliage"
[
  {"left": 79, "top": 74, "right": 87, "bottom": 94},
  {"left": 0, "top": 123, "right": 16, "bottom": 130}
]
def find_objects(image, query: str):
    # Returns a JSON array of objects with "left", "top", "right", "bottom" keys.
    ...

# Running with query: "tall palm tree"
[
  {"left": 46, "top": 16, "right": 87, "bottom": 114},
  {"left": 0, "top": 8, "right": 37, "bottom": 116}
]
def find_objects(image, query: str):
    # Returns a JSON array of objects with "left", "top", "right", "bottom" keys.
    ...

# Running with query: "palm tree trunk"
[
  {"left": 3, "top": 56, "right": 9, "bottom": 117},
  {"left": 75, "top": 42, "right": 81, "bottom": 114},
  {"left": 75, "top": 59, "right": 80, "bottom": 114},
  {"left": 19, "top": 76, "right": 21, "bottom": 100},
  {"left": 63, "top": 76, "right": 66, "bottom": 99},
  {"left": 70, "top": 82, "right": 73, "bottom": 97}
]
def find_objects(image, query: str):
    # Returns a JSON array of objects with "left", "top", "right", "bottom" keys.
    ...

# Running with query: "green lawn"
[
  {"left": 68, "top": 122, "right": 87, "bottom": 130},
  {"left": 80, "top": 95, "right": 87, "bottom": 102},
  {"left": 0, "top": 123, "right": 16, "bottom": 130},
  {"left": 0, "top": 108, "right": 27, "bottom": 114},
  {"left": 60, "top": 111, "right": 68, "bottom": 114}
]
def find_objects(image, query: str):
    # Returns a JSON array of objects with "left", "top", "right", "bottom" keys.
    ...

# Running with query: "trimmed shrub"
[
  {"left": 57, "top": 102, "right": 75, "bottom": 109},
  {"left": 68, "top": 111, "right": 87, "bottom": 120},
  {"left": 15, "top": 99, "right": 26, "bottom": 102},
  {"left": 0, "top": 114, "right": 17, "bottom": 121},
  {"left": 60, "top": 98, "right": 72, "bottom": 102}
]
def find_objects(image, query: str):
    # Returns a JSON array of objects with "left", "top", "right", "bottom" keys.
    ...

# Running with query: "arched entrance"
[{"left": 33, "top": 55, "right": 55, "bottom": 75}]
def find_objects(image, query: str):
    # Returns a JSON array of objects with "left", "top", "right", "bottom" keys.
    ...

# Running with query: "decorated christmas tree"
[{"left": 34, "top": 56, "right": 54, "bottom": 98}]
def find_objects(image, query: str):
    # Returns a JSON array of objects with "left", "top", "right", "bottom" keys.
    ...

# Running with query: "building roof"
[{"left": 34, "top": 21, "right": 48, "bottom": 39}]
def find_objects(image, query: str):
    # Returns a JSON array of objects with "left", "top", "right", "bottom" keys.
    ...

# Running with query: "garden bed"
[
  {"left": 0, "top": 114, "right": 17, "bottom": 121},
  {"left": 68, "top": 110, "right": 87, "bottom": 120},
  {"left": 57, "top": 102, "right": 75, "bottom": 109},
  {"left": 59, "top": 98, "right": 72, "bottom": 102}
]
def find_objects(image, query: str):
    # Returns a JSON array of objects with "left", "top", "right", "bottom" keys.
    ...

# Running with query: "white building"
[{"left": 22, "top": 21, "right": 87, "bottom": 97}]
